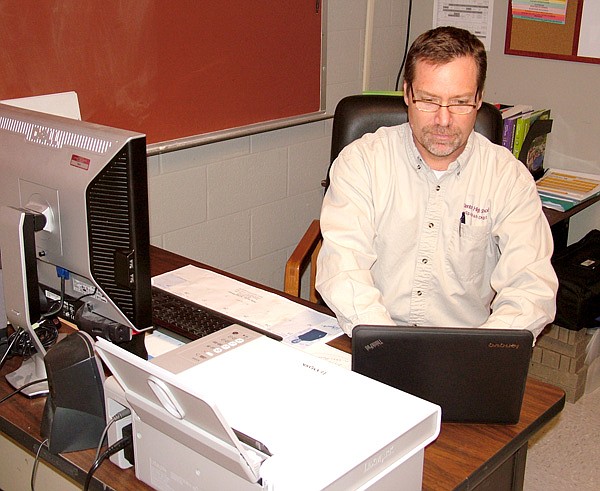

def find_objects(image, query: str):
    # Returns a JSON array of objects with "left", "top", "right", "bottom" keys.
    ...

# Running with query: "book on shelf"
[
  {"left": 536, "top": 168, "right": 600, "bottom": 212},
  {"left": 500, "top": 104, "right": 533, "bottom": 120},
  {"left": 499, "top": 104, "right": 533, "bottom": 153},
  {"left": 512, "top": 109, "right": 535, "bottom": 158},
  {"left": 501, "top": 113, "right": 521, "bottom": 151},
  {"left": 498, "top": 103, "right": 552, "bottom": 179}
]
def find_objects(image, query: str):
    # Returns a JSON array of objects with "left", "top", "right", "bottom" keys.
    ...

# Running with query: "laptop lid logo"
[
  {"left": 364, "top": 339, "right": 384, "bottom": 352},
  {"left": 488, "top": 342, "right": 521, "bottom": 349}
]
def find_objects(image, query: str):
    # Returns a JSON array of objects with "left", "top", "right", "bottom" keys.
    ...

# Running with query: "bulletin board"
[
  {"left": 505, "top": 0, "right": 600, "bottom": 65},
  {"left": 0, "top": 1, "right": 324, "bottom": 150}
]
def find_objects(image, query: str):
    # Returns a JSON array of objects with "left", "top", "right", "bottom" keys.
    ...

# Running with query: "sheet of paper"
[
  {"left": 305, "top": 342, "right": 352, "bottom": 370},
  {"left": 578, "top": 0, "right": 600, "bottom": 58},
  {"left": 145, "top": 329, "right": 185, "bottom": 359},
  {"left": 152, "top": 265, "right": 343, "bottom": 347},
  {"left": 434, "top": 0, "right": 494, "bottom": 51}
]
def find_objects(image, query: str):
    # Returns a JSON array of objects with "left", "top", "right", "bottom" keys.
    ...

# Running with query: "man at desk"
[{"left": 316, "top": 26, "right": 558, "bottom": 339}]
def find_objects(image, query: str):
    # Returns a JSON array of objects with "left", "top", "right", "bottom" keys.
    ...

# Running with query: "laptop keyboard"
[{"left": 152, "top": 287, "right": 234, "bottom": 341}]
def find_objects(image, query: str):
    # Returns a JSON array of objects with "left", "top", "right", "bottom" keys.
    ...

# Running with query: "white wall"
[
  {"left": 148, "top": 0, "right": 599, "bottom": 292},
  {"left": 401, "top": 0, "right": 600, "bottom": 242}
]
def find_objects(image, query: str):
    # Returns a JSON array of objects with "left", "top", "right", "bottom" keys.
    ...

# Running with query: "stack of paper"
[{"left": 536, "top": 168, "right": 600, "bottom": 211}]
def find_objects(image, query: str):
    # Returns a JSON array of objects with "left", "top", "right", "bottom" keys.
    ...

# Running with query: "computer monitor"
[{"left": 0, "top": 103, "right": 152, "bottom": 396}]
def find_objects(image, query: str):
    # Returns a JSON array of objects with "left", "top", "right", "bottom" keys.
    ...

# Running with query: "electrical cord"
[
  {"left": 6, "top": 321, "right": 59, "bottom": 359},
  {"left": 394, "top": 0, "right": 413, "bottom": 91},
  {"left": 74, "top": 285, "right": 98, "bottom": 303},
  {"left": 0, "top": 328, "right": 25, "bottom": 372},
  {"left": 83, "top": 434, "right": 133, "bottom": 491},
  {"left": 94, "top": 408, "right": 131, "bottom": 462},
  {"left": 30, "top": 439, "right": 48, "bottom": 491},
  {"left": 0, "top": 377, "right": 49, "bottom": 404},
  {"left": 41, "top": 276, "right": 66, "bottom": 320}
]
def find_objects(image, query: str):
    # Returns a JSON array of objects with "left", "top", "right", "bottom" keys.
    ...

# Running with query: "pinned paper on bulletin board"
[{"left": 505, "top": 0, "right": 600, "bottom": 64}]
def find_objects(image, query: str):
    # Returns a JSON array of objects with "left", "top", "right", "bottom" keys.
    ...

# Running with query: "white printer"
[{"left": 96, "top": 326, "right": 440, "bottom": 490}]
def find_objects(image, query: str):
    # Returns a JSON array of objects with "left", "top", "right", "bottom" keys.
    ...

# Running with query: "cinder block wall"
[
  {"left": 147, "top": 0, "right": 600, "bottom": 291},
  {"left": 147, "top": 0, "right": 408, "bottom": 290}
]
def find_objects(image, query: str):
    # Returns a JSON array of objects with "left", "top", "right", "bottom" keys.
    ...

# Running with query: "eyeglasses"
[{"left": 411, "top": 96, "right": 478, "bottom": 115}]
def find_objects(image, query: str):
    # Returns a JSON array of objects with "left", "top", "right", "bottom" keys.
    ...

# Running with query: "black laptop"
[{"left": 351, "top": 325, "right": 533, "bottom": 424}]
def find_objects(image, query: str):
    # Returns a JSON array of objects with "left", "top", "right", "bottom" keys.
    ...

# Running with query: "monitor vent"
[
  {"left": 86, "top": 151, "right": 135, "bottom": 321},
  {"left": 0, "top": 114, "right": 112, "bottom": 153}
]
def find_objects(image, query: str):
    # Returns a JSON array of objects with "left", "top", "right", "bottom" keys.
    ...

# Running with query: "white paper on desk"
[
  {"left": 144, "top": 330, "right": 185, "bottom": 359},
  {"left": 305, "top": 343, "right": 352, "bottom": 370},
  {"left": 152, "top": 265, "right": 343, "bottom": 346}
]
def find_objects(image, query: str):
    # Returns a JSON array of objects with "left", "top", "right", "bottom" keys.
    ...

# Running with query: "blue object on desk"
[{"left": 291, "top": 328, "right": 326, "bottom": 343}]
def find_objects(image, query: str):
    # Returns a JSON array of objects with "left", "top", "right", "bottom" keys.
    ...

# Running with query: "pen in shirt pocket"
[{"left": 459, "top": 212, "right": 465, "bottom": 237}]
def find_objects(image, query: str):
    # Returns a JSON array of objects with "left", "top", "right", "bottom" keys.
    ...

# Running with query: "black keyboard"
[
  {"left": 152, "top": 287, "right": 235, "bottom": 341},
  {"left": 152, "top": 287, "right": 282, "bottom": 342}
]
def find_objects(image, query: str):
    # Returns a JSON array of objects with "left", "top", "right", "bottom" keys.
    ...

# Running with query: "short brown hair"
[{"left": 404, "top": 26, "right": 487, "bottom": 99}]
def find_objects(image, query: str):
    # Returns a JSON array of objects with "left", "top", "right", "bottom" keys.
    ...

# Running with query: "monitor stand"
[
  {"left": 0, "top": 206, "right": 49, "bottom": 397},
  {"left": 5, "top": 352, "right": 48, "bottom": 397}
]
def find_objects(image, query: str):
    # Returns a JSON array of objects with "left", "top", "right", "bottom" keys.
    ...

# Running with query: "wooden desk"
[
  {"left": 0, "top": 246, "right": 565, "bottom": 491},
  {"left": 329, "top": 337, "right": 565, "bottom": 490},
  {"left": 544, "top": 194, "right": 600, "bottom": 252}
]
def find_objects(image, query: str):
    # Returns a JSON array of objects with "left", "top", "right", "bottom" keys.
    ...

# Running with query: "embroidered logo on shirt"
[{"left": 462, "top": 203, "right": 490, "bottom": 222}]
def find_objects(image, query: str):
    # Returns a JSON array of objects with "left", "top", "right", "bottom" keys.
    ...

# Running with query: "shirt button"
[
  {"left": 428, "top": 222, "right": 434, "bottom": 228},
  {"left": 416, "top": 291, "right": 422, "bottom": 296},
  {"left": 422, "top": 258, "right": 428, "bottom": 264},
  {"left": 417, "top": 164, "right": 421, "bottom": 170},
  {"left": 436, "top": 185, "right": 441, "bottom": 191}
]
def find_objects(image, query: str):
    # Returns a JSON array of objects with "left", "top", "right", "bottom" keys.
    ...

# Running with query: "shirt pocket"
[{"left": 445, "top": 222, "right": 493, "bottom": 282}]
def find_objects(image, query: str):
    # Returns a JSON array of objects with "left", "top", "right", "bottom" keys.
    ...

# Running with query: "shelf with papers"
[{"left": 536, "top": 168, "right": 600, "bottom": 212}]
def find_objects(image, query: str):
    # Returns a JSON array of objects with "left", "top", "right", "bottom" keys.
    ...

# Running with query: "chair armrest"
[{"left": 284, "top": 220, "right": 322, "bottom": 299}]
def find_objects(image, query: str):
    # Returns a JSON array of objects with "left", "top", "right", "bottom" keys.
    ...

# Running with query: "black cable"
[
  {"left": 7, "top": 321, "right": 59, "bottom": 359},
  {"left": 41, "top": 276, "right": 66, "bottom": 320},
  {"left": 0, "top": 328, "right": 24, "bottom": 371},
  {"left": 394, "top": 0, "right": 413, "bottom": 91},
  {"left": 94, "top": 408, "right": 131, "bottom": 461},
  {"left": 8, "top": 328, "right": 35, "bottom": 357},
  {"left": 74, "top": 286, "right": 98, "bottom": 303},
  {"left": 0, "top": 377, "right": 48, "bottom": 404},
  {"left": 83, "top": 434, "right": 133, "bottom": 491}
]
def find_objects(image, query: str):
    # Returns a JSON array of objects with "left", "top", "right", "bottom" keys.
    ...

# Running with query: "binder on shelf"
[
  {"left": 512, "top": 109, "right": 534, "bottom": 158},
  {"left": 519, "top": 118, "right": 553, "bottom": 180}
]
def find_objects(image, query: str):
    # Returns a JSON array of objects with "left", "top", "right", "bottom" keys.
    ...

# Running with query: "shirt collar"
[{"left": 403, "top": 123, "right": 476, "bottom": 176}]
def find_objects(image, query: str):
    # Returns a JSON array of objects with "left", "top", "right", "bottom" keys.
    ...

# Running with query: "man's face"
[{"left": 403, "top": 56, "right": 481, "bottom": 170}]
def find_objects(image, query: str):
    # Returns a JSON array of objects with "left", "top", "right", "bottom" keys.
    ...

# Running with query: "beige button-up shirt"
[{"left": 316, "top": 123, "right": 558, "bottom": 339}]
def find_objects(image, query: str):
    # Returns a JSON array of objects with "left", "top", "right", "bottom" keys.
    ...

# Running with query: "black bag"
[{"left": 552, "top": 229, "right": 600, "bottom": 330}]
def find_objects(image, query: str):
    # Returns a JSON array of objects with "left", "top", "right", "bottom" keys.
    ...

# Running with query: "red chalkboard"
[{"left": 0, "top": 1, "right": 323, "bottom": 146}]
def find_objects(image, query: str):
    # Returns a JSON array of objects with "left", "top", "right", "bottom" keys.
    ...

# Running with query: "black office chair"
[{"left": 284, "top": 94, "right": 503, "bottom": 301}]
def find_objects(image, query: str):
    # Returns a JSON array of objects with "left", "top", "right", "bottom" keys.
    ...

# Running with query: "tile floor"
[{"left": 523, "top": 385, "right": 600, "bottom": 490}]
